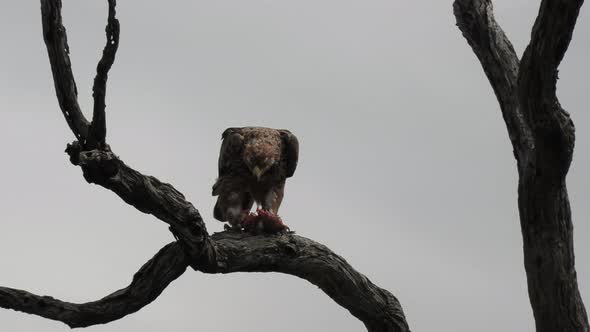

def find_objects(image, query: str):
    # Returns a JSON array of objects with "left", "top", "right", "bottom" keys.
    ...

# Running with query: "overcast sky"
[{"left": 0, "top": 1, "right": 588, "bottom": 331}]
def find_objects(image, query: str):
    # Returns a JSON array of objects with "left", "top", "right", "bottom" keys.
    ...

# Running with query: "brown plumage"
[{"left": 212, "top": 127, "right": 299, "bottom": 230}]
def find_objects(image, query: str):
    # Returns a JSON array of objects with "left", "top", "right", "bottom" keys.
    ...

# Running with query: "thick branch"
[
  {"left": 518, "top": 0, "right": 584, "bottom": 176},
  {"left": 41, "top": 0, "right": 89, "bottom": 141},
  {"left": 454, "top": 1, "right": 589, "bottom": 331},
  {"left": 60, "top": 146, "right": 409, "bottom": 331},
  {"left": 65, "top": 143, "right": 217, "bottom": 271},
  {"left": 36, "top": 1, "right": 411, "bottom": 331},
  {"left": 0, "top": 242, "right": 189, "bottom": 328},
  {"left": 516, "top": 2, "right": 588, "bottom": 331},
  {"left": 209, "top": 232, "right": 410, "bottom": 332},
  {"left": 453, "top": 0, "right": 532, "bottom": 161},
  {"left": 0, "top": 232, "right": 410, "bottom": 331},
  {"left": 88, "top": 0, "right": 120, "bottom": 149}
]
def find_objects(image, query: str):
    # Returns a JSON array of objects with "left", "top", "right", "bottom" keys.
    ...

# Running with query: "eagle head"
[{"left": 244, "top": 141, "right": 280, "bottom": 181}]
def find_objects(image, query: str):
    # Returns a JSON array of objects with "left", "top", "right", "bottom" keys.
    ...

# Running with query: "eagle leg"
[
  {"left": 217, "top": 192, "right": 252, "bottom": 231},
  {"left": 260, "top": 183, "right": 284, "bottom": 215}
]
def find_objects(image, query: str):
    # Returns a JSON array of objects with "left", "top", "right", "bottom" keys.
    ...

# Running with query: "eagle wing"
[
  {"left": 279, "top": 129, "right": 299, "bottom": 178},
  {"left": 213, "top": 128, "right": 244, "bottom": 197},
  {"left": 218, "top": 127, "right": 244, "bottom": 177}
]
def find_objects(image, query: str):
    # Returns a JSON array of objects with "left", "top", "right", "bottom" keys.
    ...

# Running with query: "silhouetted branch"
[
  {"left": 0, "top": 233, "right": 410, "bottom": 332},
  {"left": 41, "top": 0, "right": 89, "bottom": 141},
  {"left": 0, "top": 242, "right": 189, "bottom": 328},
  {"left": 65, "top": 143, "right": 217, "bottom": 271},
  {"left": 454, "top": 1, "right": 589, "bottom": 331},
  {"left": 453, "top": 0, "right": 532, "bottom": 161},
  {"left": 33, "top": 0, "right": 412, "bottom": 331},
  {"left": 518, "top": 0, "right": 583, "bottom": 175},
  {"left": 210, "top": 232, "right": 410, "bottom": 332},
  {"left": 89, "top": 0, "right": 120, "bottom": 149}
]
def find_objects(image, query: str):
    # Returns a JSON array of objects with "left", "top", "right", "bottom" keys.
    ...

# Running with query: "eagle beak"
[{"left": 252, "top": 166, "right": 263, "bottom": 181}]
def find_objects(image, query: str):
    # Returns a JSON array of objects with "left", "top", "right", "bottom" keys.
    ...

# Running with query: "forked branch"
[
  {"left": 64, "top": 142, "right": 217, "bottom": 271},
  {"left": 89, "top": 0, "right": 120, "bottom": 149},
  {"left": 0, "top": 234, "right": 409, "bottom": 331},
  {"left": 518, "top": 0, "right": 584, "bottom": 175},
  {"left": 453, "top": 0, "right": 532, "bottom": 161},
  {"left": 0, "top": 1, "right": 416, "bottom": 331},
  {"left": 454, "top": 0, "right": 589, "bottom": 331},
  {"left": 41, "top": 0, "right": 89, "bottom": 140},
  {"left": 41, "top": 0, "right": 121, "bottom": 149},
  {"left": 0, "top": 242, "right": 189, "bottom": 328}
]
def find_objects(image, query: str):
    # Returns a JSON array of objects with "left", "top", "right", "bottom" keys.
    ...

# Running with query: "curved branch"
[
  {"left": 65, "top": 144, "right": 217, "bottom": 271},
  {"left": 453, "top": 0, "right": 532, "bottom": 161},
  {"left": 40, "top": 0, "right": 214, "bottom": 267},
  {"left": 518, "top": 0, "right": 583, "bottom": 176},
  {"left": 454, "top": 1, "right": 589, "bottom": 331},
  {"left": 0, "top": 242, "right": 189, "bottom": 328},
  {"left": 209, "top": 232, "right": 410, "bottom": 332},
  {"left": 61, "top": 145, "right": 410, "bottom": 331},
  {"left": 516, "top": 1, "right": 588, "bottom": 331},
  {"left": 36, "top": 1, "right": 411, "bottom": 331},
  {"left": 41, "top": 0, "right": 89, "bottom": 141},
  {"left": 89, "top": 0, "right": 120, "bottom": 149},
  {"left": 0, "top": 233, "right": 411, "bottom": 331}
]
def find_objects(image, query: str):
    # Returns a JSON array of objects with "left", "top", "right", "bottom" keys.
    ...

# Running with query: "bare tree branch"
[
  {"left": 34, "top": 0, "right": 412, "bottom": 331},
  {"left": 516, "top": 2, "right": 588, "bottom": 331},
  {"left": 210, "top": 232, "right": 410, "bottom": 332},
  {"left": 59, "top": 147, "right": 410, "bottom": 331},
  {"left": 0, "top": 242, "right": 189, "bottom": 328},
  {"left": 0, "top": 233, "right": 410, "bottom": 332},
  {"left": 518, "top": 0, "right": 584, "bottom": 175},
  {"left": 41, "top": 0, "right": 90, "bottom": 141},
  {"left": 89, "top": 0, "right": 120, "bottom": 149},
  {"left": 453, "top": 0, "right": 532, "bottom": 162},
  {"left": 64, "top": 143, "right": 217, "bottom": 271},
  {"left": 454, "top": 0, "right": 589, "bottom": 331}
]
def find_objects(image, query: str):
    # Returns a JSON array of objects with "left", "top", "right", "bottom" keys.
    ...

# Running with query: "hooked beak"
[{"left": 252, "top": 166, "right": 263, "bottom": 181}]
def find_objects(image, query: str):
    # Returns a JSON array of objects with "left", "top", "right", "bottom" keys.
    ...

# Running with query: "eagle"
[{"left": 212, "top": 127, "right": 299, "bottom": 232}]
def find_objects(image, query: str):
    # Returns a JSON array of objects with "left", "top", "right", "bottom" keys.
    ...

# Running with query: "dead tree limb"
[
  {"left": 0, "top": 242, "right": 188, "bottom": 328},
  {"left": 41, "top": 0, "right": 89, "bottom": 140},
  {"left": 454, "top": 0, "right": 589, "bottom": 331},
  {"left": 0, "top": 233, "right": 408, "bottom": 331},
  {"left": 0, "top": 1, "right": 413, "bottom": 331},
  {"left": 89, "top": 0, "right": 119, "bottom": 149}
]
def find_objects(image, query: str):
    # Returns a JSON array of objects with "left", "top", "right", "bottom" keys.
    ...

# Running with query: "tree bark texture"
[
  {"left": 0, "top": 1, "right": 412, "bottom": 331},
  {"left": 454, "top": 0, "right": 589, "bottom": 331}
]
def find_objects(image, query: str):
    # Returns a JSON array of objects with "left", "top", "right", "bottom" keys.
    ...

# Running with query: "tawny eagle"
[{"left": 212, "top": 127, "right": 299, "bottom": 231}]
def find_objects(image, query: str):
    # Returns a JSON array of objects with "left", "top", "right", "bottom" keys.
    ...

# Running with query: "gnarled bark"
[
  {"left": 0, "top": 1, "right": 412, "bottom": 331},
  {"left": 0, "top": 233, "right": 409, "bottom": 331},
  {"left": 0, "top": 242, "right": 189, "bottom": 328},
  {"left": 454, "top": 0, "right": 589, "bottom": 331}
]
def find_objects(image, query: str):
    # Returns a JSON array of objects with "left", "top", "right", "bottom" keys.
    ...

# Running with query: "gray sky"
[{"left": 0, "top": 0, "right": 588, "bottom": 331}]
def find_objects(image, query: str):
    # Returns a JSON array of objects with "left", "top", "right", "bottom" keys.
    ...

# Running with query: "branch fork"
[
  {"left": 454, "top": 0, "right": 588, "bottom": 330},
  {"left": 0, "top": 1, "right": 412, "bottom": 331}
]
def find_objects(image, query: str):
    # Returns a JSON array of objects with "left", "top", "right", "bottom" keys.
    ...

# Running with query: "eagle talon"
[{"left": 224, "top": 223, "right": 243, "bottom": 232}]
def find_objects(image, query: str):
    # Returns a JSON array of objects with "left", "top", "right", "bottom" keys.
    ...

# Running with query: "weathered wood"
[
  {"left": 89, "top": 0, "right": 119, "bottom": 149},
  {"left": 453, "top": 0, "right": 532, "bottom": 164},
  {"left": 65, "top": 145, "right": 410, "bottom": 331},
  {"left": 0, "top": 242, "right": 189, "bottom": 328},
  {"left": 65, "top": 142, "right": 218, "bottom": 272},
  {"left": 0, "top": 232, "right": 410, "bottom": 332},
  {"left": 0, "top": 1, "right": 414, "bottom": 331},
  {"left": 212, "top": 232, "right": 409, "bottom": 332},
  {"left": 41, "top": 0, "right": 89, "bottom": 141},
  {"left": 454, "top": 0, "right": 589, "bottom": 331},
  {"left": 517, "top": 1, "right": 588, "bottom": 331}
]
